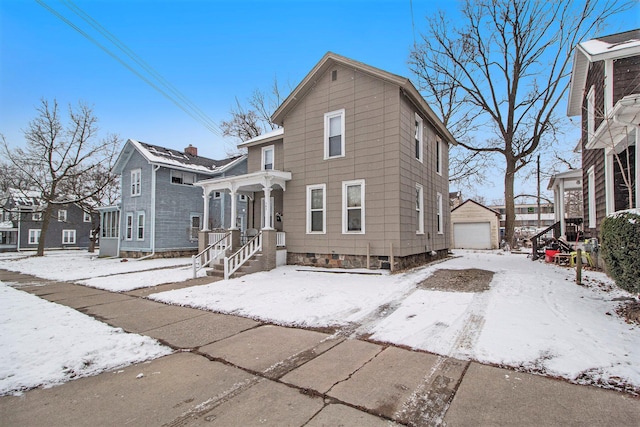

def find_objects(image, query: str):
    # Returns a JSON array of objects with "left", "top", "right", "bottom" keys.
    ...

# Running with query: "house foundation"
[{"left": 287, "top": 249, "right": 448, "bottom": 271}]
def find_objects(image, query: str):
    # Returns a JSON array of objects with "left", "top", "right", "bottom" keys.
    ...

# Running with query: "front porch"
[{"left": 192, "top": 170, "right": 292, "bottom": 279}]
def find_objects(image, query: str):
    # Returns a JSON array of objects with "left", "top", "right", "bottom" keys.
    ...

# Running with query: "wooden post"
[
  {"left": 366, "top": 242, "right": 370, "bottom": 269},
  {"left": 576, "top": 248, "right": 582, "bottom": 285}
]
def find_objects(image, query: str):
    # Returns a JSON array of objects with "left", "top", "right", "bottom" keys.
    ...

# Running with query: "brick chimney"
[{"left": 184, "top": 144, "right": 198, "bottom": 157}]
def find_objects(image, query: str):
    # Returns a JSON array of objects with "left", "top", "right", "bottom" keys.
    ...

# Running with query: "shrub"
[{"left": 601, "top": 211, "right": 640, "bottom": 294}]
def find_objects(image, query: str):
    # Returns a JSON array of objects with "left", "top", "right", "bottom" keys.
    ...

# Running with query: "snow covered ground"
[
  {"left": 0, "top": 249, "right": 638, "bottom": 395},
  {"left": 0, "top": 284, "right": 171, "bottom": 395}
]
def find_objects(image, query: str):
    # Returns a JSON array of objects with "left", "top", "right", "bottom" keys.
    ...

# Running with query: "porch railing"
[
  {"left": 208, "top": 231, "right": 228, "bottom": 245},
  {"left": 276, "top": 232, "right": 286, "bottom": 247},
  {"left": 192, "top": 231, "right": 232, "bottom": 278},
  {"left": 224, "top": 231, "right": 262, "bottom": 280}
]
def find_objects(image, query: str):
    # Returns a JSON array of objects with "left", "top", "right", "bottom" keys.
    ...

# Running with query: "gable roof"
[
  {"left": 271, "top": 52, "right": 457, "bottom": 145},
  {"left": 567, "top": 29, "right": 640, "bottom": 116},
  {"left": 451, "top": 199, "right": 500, "bottom": 216},
  {"left": 237, "top": 127, "right": 284, "bottom": 149},
  {"left": 113, "top": 139, "right": 246, "bottom": 175}
]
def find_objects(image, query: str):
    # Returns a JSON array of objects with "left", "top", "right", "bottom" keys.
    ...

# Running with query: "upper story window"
[
  {"left": 171, "top": 170, "right": 195, "bottom": 185},
  {"left": 415, "top": 113, "right": 424, "bottom": 163},
  {"left": 587, "top": 86, "right": 595, "bottom": 144},
  {"left": 32, "top": 212, "right": 42, "bottom": 221},
  {"left": 306, "top": 184, "right": 326, "bottom": 234},
  {"left": 58, "top": 209, "right": 67, "bottom": 222},
  {"left": 436, "top": 138, "right": 442, "bottom": 175},
  {"left": 262, "top": 145, "right": 274, "bottom": 170},
  {"left": 83, "top": 211, "right": 91, "bottom": 222},
  {"left": 343, "top": 180, "right": 365, "bottom": 234},
  {"left": 131, "top": 169, "right": 141, "bottom": 196},
  {"left": 324, "top": 109, "right": 345, "bottom": 159}
]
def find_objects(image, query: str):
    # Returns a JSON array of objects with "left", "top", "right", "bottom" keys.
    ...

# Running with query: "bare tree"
[
  {"left": 409, "top": 0, "right": 628, "bottom": 245},
  {"left": 219, "top": 77, "right": 289, "bottom": 152},
  {"left": 1, "top": 99, "right": 120, "bottom": 256}
]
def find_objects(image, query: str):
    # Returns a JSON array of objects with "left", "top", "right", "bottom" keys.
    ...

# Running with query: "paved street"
[{"left": 1, "top": 269, "right": 638, "bottom": 426}]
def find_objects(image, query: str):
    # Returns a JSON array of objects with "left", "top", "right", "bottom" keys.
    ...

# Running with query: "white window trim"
[
  {"left": 136, "top": 211, "right": 145, "bottom": 241},
  {"left": 437, "top": 192, "right": 444, "bottom": 234},
  {"left": 306, "top": 184, "right": 326, "bottom": 234},
  {"left": 324, "top": 109, "right": 346, "bottom": 159},
  {"left": 261, "top": 145, "right": 275, "bottom": 171},
  {"left": 588, "top": 166, "right": 596, "bottom": 228},
  {"left": 58, "top": 209, "right": 67, "bottom": 222},
  {"left": 587, "top": 86, "right": 595, "bottom": 145},
  {"left": 62, "top": 229, "right": 76, "bottom": 244},
  {"left": 415, "top": 113, "right": 424, "bottom": 163},
  {"left": 213, "top": 191, "right": 222, "bottom": 199},
  {"left": 170, "top": 170, "right": 196, "bottom": 186},
  {"left": 125, "top": 212, "right": 134, "bottom": 241},
  {"left": 32, "top": 212, "right": 42, "bottom": 221},
  {"left": 342, "top": 179, "right": 365, "bottom": 234},
  {"left": 416, "top": 183, "right": 424, "bottom": 235},
  {"left": 131, "top": 169, "right": 142, "bottom": 196},
  {"left": 28, "top": 229, "right": 40, "bottom": 245},
  {"left": 436, "top": 138, "right": 442, "bottom": 175},
  {"left": 189, "top": 213, "right": 202, "bottom": 241},
  {"left": 83, "top": 211, "right": 91, "bottom": 222}
]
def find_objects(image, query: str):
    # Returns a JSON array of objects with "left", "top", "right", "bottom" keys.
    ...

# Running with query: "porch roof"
[
  {"left": 547, "top": 169, "right": 582, "bottom": 191},
  {"left": 587, "top": 94, "right": 640, "bottom": 150},
  {"left": 194, "top": 169, "right": 292, "bottom": 194}
]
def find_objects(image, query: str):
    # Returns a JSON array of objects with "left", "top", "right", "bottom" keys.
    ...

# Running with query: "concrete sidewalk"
[{"left": 0, "top": 269, "right": 638, "bottom": 426}]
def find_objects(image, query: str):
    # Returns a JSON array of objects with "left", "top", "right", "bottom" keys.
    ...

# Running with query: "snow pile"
[{"left": 0, "top": 284, "right": 172, "bottom": 395}]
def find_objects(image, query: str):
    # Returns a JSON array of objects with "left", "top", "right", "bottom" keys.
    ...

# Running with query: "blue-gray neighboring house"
[{"left": 102, "top": 139, "right": 247, "bottom": 258}]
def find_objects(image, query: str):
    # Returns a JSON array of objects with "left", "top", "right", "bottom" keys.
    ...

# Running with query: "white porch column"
[
  {"left": 262, "top": 185, "right": 273, "bottom": 230},
  {"left": 229, "top": 183, "right": 238, "bottom": 230},
  {"left": 202, "top": 189, "right": 210, "bottom": 231},
  {"left": 604, "top": 149, "right": 615, "bottom": 215},
  {"left": 635, "top": 128, "right": 639, "bottom": 208}
]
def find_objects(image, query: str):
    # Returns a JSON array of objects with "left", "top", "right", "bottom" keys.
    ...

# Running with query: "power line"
[{"left": 35, "top": 0, "right": 223, "bottom": 137}]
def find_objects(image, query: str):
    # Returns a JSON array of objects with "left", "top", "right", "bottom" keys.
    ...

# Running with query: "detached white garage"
[{"left": 451, "top": 200, "right": 501, "bottom": 249}]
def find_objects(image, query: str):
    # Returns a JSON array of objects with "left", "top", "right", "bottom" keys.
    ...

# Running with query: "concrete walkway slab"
[
  {"left": 82, "top": 297, "right": 164, "bottom": 319},
  {"left": 145, "top": 312, "right": 260, "bottom": 349},
  {"left": 125, "top": 276, "right": 220, "bottom": 297},
  {"left": 281, "top": 339, "right": 383, "bottom": 393},
  {"left": 307, "top": 403, "right": 402, "bottom": 426},
  {"left": 199, "top": 324, "right": 331, "bottom": 374},
  {"left": 55, "top": 291, "right": 132, "bottom": 309},
  {"left": 444, "top": 362, "right": 640, "bottom": 426},
  {"left": 0, "top": 353, "right": 256, "bottom": 427},
  {"left": 22, "top": 283, "right": 105, "bottom": 300},
  {"left": 327, "top": 346, "right": 442, "bottom": 422},
  {"left": 107, "top": 304, "right": 206, "bottom": 333},
  {"left": 192, "top": 378, "right": 324, "bottom": 426}
]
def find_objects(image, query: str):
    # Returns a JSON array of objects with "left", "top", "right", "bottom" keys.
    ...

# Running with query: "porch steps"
[{"left": 206, "top": 254, "right": 264, "bottom": 279}]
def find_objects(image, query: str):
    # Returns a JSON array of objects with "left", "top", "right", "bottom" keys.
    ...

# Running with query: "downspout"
[
  {"left": 16, "top": 207, "right": 21, "bottom": 252},
  {"left": 138, "top": 165, "right": 159, "bottom": 260}
]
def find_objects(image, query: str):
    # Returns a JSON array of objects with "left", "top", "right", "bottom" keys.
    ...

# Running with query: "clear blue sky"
[{"left": 1, "top": 0, "right": 638, "bottom": 202}]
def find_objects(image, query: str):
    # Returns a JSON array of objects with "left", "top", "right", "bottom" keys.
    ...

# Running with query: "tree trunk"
[
  {"left": 36, "top": 203, "right": 54, "bottom": 257},
  {"left": 504, "top": 159, "right": 517, "bottom": 248}
]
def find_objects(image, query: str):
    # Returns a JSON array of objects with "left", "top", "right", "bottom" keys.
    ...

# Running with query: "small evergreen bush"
[{"left": 601, "top": 211, "right": 640, "bottom": 294}]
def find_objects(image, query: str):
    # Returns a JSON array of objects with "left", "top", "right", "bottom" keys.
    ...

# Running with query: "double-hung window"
[
  {"left": 28, "top": 229, "right": 40, "bottom": 245},
  {"left": 125, "top": 213, "right": 133, "bottom": 240},
  {"left": 436, "top": 139, "right": 442, "bottom": 175},
  {"left": 436, "top": 192, "right": 443, "bottom": 234},
  {"left": 343, "top": 180, "right": 365, "bottom": 234},
  {"left": 32, "top": 212, "right": 42, "bottom": 221},
  {"left": 416, "top": 184, "right": 424, "bottom": 235},
  {"left": 306, "top": 184, "right": 326, "bottom": 234},
  {"left": 83, "top": 211, "right": 91, "bottom": 222},
  {"left": 58, "top": 209, "right": 67, "bottom": 222},
  {"left": 262, "top": 145, "right": 274, "bottom": 170},
  {"left": 324, "top": 109, "right": 345, "bottom": 159},
  {"left": 415, "top": 113, "right": 423, "bottom": 162},
  {"left": 62, "top": 229, "right": 76, "bottom": 244},
  {"left": 131, "top": 169, "right": 141, "bottom": 196},
  {"left": 136, "top": 212, "right": 145, "bottom": 241}
]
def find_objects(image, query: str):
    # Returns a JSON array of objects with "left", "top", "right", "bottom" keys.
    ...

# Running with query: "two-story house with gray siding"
[
  {"left": 195, "top": 52, "right": 456, "bottom": 275},
  {"left": 0, "top": 188, "right": 98, "bottom": 252},
  {"left": 107, "top": 140, "right": 246, "bottom": 258},
  {"left": 567, "top": 29, "right": 640, "bottom": 239}
]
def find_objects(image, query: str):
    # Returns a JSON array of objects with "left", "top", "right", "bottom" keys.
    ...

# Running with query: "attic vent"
[{"left": 332, "top": 70, "right": 337, "bottom": 81}]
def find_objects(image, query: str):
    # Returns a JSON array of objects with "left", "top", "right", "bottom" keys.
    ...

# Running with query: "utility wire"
[{"left": 36, "top": 0, "right": 222, "bottom": 137}]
